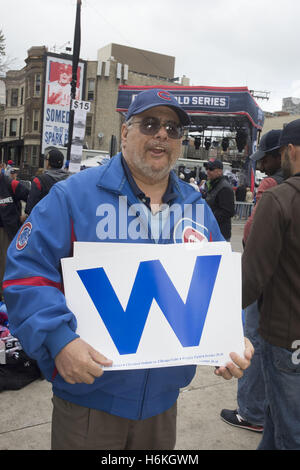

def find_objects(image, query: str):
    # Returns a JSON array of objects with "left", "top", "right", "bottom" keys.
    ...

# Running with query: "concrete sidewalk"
[{"left": 0, "top": 223, "right": 261, "bottom": 450}]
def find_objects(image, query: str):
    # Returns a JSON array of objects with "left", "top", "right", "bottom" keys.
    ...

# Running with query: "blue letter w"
[{"left": 77, "top": 255, "right": 221, "bottom": 355}]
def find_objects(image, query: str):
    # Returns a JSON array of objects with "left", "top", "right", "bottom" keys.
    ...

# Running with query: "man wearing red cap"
[{"left": 5, "top": 160, "right": 14, "bottom": 177}]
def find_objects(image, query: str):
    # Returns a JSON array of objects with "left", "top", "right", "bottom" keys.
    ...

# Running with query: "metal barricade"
[{"left": 234, "top": 202, "right": 253, "bottom": 220}]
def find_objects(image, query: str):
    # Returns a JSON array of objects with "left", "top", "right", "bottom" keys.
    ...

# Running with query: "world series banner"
[
  {"left": 41, "top": 55, "right": 85, "bottom": 154},
  {"left": 116, "top": 85, "right": 265, "bottom": 130},
  {"left": 61, "top": 242, "right": 244, "bottom": 370}
]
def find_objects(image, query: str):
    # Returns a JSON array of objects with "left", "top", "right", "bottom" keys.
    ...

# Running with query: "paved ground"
[{"left": 0, "top": 222, "right": 261, "bottom": 450}]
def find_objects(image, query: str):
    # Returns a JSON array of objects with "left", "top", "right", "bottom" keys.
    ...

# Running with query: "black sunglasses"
[{"left": 128, "top": 116, "right": 184, "bottom": 139}]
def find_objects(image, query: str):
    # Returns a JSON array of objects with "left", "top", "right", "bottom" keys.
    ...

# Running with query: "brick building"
[{"left": 0, "top": 46, "right": 46, "bottom": 174}]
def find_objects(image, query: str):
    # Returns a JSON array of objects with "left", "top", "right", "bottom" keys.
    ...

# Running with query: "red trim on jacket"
[
  {"left": 11, "top": 179, "right": 19, "bottom": 194},
  {"left": 33, "top": 177, "right": 42, "bottom": 191},
  {"left": 52, "top": 367, "right": 58, "bottom": 381},
  {"left": 3, "top": 276, "right": 62, "bottom": 291},
  {"left": 69, "top": 218, "right": 77, "bottom": 257},
  {"left": 71, "top": 219, "right": 76, "bottom": 244}
]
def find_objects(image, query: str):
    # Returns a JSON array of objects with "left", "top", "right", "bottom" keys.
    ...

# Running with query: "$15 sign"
[{"left": 71, "top": 99, "right": 91, "bottom": 112}]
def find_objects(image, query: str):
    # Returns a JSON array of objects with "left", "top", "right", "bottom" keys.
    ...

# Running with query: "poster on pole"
[
  {"left": 69, "top": 99, "right": 91, "bottom": 173},
  {"left": 41, "top": 55, "right": 85, "bottom": 154},
  {"left": 61, "top": 242, "right": 244, "bottom": 371}
]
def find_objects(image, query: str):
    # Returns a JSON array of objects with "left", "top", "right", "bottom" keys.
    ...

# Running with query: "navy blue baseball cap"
[
  {"left": 207, "top": 159, "right": 223, "bottom": 170},
  {"left": 280, "top": 119, "right": 300, "bottom": 146},
  {"left": 125, "top": 88, "right": 191, "bottom": 126},
  {"left": 250, "top": 129, "right": 282, "bottom": 161}
]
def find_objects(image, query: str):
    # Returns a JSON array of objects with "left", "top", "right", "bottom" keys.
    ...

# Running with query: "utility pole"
[{"left": 67, "top": 0, "right": 82, "bottom": 162}]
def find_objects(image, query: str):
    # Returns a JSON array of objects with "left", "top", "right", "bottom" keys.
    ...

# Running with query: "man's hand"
[
  {"left": 54, "top": 338, "right": 113, "bottom": 385},
  {"left": 214, "top": 337, "right": 254, "bottom": 380}
]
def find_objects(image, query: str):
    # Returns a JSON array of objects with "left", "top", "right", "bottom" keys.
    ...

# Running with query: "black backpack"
[
  {"left": 0, "top": 346, "right": 41, "bottom": 391},
  {"left": 37, "top": 173, "right": 57, "bottom": 198}
]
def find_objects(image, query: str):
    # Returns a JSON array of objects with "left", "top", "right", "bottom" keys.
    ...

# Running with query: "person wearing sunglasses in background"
[
  {"left": 3, "top": 88, "right": 253, "bottom": 450},
  {"left": 205, "top": 160, "right": 235, "bottom": 242}
]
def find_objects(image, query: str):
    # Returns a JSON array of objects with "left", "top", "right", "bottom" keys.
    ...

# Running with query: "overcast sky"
[{"left": 1, "top": 0, "right": 300, "bottom": 112}]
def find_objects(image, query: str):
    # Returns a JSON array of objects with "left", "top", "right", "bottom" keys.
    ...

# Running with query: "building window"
[
  {"left": 34, "top": 73, "right": 41, "bottom": 97},
  {"left": 20, "top": 87, "right": 24, "bottom": 105},
  {"left": 87, "top": 79, "right": 95, "bottom": 101},
  {"left": 31, "top": 145, "right": 39, "bottom": 167},
  {"left": 86, "top": 114, "right": 92, "bottom": 136},
  {"left": 19, "top": 118, "right": 23, "bottom": 138},
  {"left": 4, "top": 119, "right": 7, "bottom": 137},
  {"left": 11, "top": 88, "right": 19, "bottom": 106},
  {"left": 9, "top": 119, "right": 17, "bottom": 137},
  {"left": 26, "top": 79, "right": 31, "bottom": 98},
  {"left": 33, "top": 110, "right": 39, "bottom": 131},
  {"left": 23, "top": 146, "right": 29, "bottom": 163}
]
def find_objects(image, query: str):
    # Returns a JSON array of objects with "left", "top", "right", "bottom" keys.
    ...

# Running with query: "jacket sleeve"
[
  {"left": 25, "top": 177, "right": 42, "bottom": 215},
  {"left": 213, "top": 186, "right": 235, "bottom": 224},
  {"left": 242, "top": 191, "right": 285, "bottom": 308},
  {"left": 3, "top": 184, "right": 79, "bottom": 370},
  {"left": 243, "top": 177, "right": 278, "bottom": 244}
]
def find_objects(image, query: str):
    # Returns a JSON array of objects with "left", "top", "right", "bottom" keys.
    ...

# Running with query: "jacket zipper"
[{"left": 138, "top": 369, "right": 150, "bottom": 419}]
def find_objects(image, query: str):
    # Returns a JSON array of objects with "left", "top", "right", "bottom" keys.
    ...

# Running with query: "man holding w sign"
[{"left": 3, "top": 89, "right": 253, "bottom": 450}]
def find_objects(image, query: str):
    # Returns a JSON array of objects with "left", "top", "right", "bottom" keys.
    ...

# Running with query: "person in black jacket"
[
  {"left": 235, "top": 184, "right": 247, "bottom": 202},
  {"left": 0, "top": 167, "right": 29, "bottom": 299},
  {"left": 25, "top": 149, "right": 68, "bottom": 215},
  {"left": 205, "top": 160, "right": 235, "bottom": 241}
]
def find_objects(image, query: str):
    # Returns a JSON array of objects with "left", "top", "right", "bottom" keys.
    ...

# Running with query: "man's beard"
[
  {"left": 282, "top": 149, "right": 292, "bottom": 179},
  {"left": 131, "top": 149, "right": 177, "bottom": 182}
]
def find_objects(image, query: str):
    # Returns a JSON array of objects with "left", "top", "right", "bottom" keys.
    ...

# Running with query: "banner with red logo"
[
  {"left": 41, "top": 55, "right": 85, "bottom": 154},
  {"left": 116, "top": 85, "right": 264, "bottom": 130}
]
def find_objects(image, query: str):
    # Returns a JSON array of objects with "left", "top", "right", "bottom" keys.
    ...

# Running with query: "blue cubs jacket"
[{"left": 3, "top": 153, "right": 224, "bottom": 420}]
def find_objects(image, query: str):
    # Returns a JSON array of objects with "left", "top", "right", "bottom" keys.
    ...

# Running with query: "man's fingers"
[
  {"left": 244, "top": 337, "right": 255, "bottom": 360},
  {"left": 214, "top": 366, "right": 232, "bottom": 380},
  {"left": 55, "top": 338, "right": 112, "bottom": 385},
  {"left": 229, "top": 351, "right": 251, "bottom": 370},
  {"left": 90, "top": 348, "right": 113, "bottom": 368},
  {"left": 83, "top": 347, "right": 113, "bottom": 381},
  {"left": 214, "top": 338, "right": 254, "bottom": 381}
]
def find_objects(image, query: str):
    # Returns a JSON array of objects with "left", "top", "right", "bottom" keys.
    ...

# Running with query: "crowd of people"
[
  {"left": 180, "top": 163, "right": 255, "bottom": 205},
  {"left": 0, "top": 88, "right": 299, "bottom": 450},
  {"left": 180, "top": 159, "right": 253, "bottom": 241}
]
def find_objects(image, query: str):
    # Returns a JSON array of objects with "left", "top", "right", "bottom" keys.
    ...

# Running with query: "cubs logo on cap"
[
  {"left": 125, "top": 88, "right": 191, "bottom": 126},
  {"left": 16, "top": 222, "right": 32, "bottom": 251},
  {"left": 157, "top": 91, "right": 172, "bottom": 101}
]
